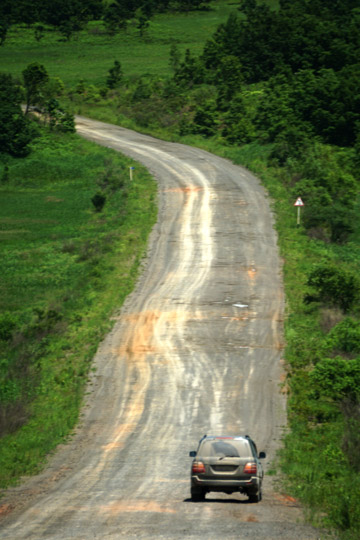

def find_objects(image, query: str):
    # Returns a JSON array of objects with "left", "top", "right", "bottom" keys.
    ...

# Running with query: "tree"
[
  {"left": 0, "top": 73, "right": 33, "bottom": 157},
  {"left": 304, "top": 264, "right": 360, "bottom": 313},
  {"left": 214, "top": 55, "right": 243, "bottom": 109},
  {"left": 135, "top": 8, "right": 150, "bottom": 37},
  {"left": 169, "top": 43, "right": 181, "bottom": 73},
  {"left": 91, "top": 192, "right": 106, "bottom": 212},
  {"left": 222, "top": 94, "right": 253, "bottom": 144},
  {"left": 22, "top": 62, "right": 49, "bottom": 114},
  {"left": 0, "top": 22, "right": 10, "bottom": 46},
  {"left": 174, "top": 49, "right": 204, "bottom": 87},
  {"left": 106, "top": 60, "right": 123, "bottom": 89},
  {"left": 192, "top": 100, "right": 218, "bottom": 137},
  {"left": 42, "top": 0, "right": 103, "bottom": 38},
  {"left": 0, "top": 0, "right": 13, "bottom": 46},
  {"left": 103, "top": 0, "right": 136, "bottom": 35},
  {"left": 34, "top": 24, "right": 45, "bottom": 42}
]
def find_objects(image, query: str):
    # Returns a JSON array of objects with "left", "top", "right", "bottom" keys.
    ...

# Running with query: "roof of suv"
[{"left": 198, "top": 435, "right": 253, "bottom": 442}]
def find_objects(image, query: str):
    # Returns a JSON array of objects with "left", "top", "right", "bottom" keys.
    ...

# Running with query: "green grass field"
[
  {"left": 0, "top": 133, "right": 157, "bottom": 486},
  {"left": 0, "top": 2, "right": 236, "bottom": 86}
]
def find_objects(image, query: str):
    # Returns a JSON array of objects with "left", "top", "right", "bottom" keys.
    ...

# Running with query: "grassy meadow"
[
  {"left": 0, "top": 2, "right": 236, "bottom": 86},
  {"left": 0, "top": 133, "right": 157, "bottom": 486}
]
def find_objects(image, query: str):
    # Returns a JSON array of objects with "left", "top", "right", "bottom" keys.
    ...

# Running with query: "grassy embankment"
[{"left": 0, "top": 133, "right": 157, "bottom": 487}]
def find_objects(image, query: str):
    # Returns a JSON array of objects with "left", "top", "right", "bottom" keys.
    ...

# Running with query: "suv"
[{"left": 189, "top": 435, "right": 266, "bottom": 502}]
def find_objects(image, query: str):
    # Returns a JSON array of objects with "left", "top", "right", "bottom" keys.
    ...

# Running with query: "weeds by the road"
[{"left": 0, "top": 131, "right": 157, "bottom": 487}]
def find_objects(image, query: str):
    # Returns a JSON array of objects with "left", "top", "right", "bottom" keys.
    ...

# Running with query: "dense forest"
[{"left": 1, "top": 0, "right": 360, "bottom": 537}]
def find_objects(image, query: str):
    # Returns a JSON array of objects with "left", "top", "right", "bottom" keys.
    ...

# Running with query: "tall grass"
[{"left": 0, "top": 131, "right": 157, "bottom": 487}]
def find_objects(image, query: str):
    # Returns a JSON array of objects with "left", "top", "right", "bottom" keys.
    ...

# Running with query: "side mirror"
[
  {"left": 259, "top": 451, "right": 266, "bottom": 459},
  {"left": 189, "top": 451, "right": 197, "bottom": 458}
]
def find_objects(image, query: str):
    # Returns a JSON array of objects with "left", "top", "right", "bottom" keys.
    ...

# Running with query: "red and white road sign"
[{"left": 294, "top": 197, "right": 304, "bottom": 206}]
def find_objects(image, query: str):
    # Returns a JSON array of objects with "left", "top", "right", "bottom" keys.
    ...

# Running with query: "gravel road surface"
[{"left": 0, "top": 118, "right": 325, "bottom": 539}]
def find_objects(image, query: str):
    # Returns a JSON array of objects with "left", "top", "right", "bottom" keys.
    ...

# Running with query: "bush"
[
  {"left": 91, "top": 191, "right": 106, "bottom": 212},
  {"left": 304, "top": 264, "right": 360, "bottom": 313},
  {"left": 326, "top": 318, "right": 360, "bottom": 355},
  {"left": 0, "top": 313, "right": 17, "bottom": 342},
  {"left": 310, "top": 356, "right": 360, "bottom": 403}
]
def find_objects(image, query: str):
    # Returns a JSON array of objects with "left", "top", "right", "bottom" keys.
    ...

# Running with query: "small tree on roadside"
[{"left": 22, "top": 62, "right": 49, "bottom": 114}]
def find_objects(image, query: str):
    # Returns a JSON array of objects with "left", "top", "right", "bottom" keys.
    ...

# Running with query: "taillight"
[
  {"left": 243, "top": 462, "right": 257, "bottom": 474},
  {"left": 192, "top": 461, "right": 206, "bottom": 474}
]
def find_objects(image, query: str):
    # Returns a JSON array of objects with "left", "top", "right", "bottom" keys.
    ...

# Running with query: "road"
[{"left": 0, "top": 118, "right": 323, "bottom": 539}]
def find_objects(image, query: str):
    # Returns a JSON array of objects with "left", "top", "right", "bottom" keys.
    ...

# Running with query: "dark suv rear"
[{"left": 189, "top": 435, "right": 266, "bottom": 502}]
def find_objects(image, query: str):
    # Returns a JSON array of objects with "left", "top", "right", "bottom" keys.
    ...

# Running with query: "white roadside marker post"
[
  {"left": 129, "top": 166, "right": 135, "bottom": 181},
  {"left": 293, "top": 197, "right": 304, "bottom": 225}
]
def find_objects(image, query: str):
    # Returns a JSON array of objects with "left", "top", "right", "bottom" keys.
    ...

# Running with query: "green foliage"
[
  {"left": 0, "top": 73, "right": 34, "bottom": 157},
  {"left": 174, "top": 48, "right": 205, "bottom": 87},
  {"left": 304, "top": 264, "right": 360, "bottom": 313},
  {"left": 103, "top": 0, "right": 132, "bottom": 35},
  {"left": 135, "top": 8, "right": 150, "bottom": 37},
  {"left": 91, "top": 191, "right": 106, "bottom": 212},
  {"left": 0, "top": 312, "right": 18, "bottom": 341},
  {"left": 326, "top": 318, "right": 360, "bottom": 355},
  {"left": 198, "top": 2, "right": 360, "bottom": 147},
  {"left": 106, "top": 60, "right": 123, "bottom": 89},
  {"left": 169, "top": 43, "right": 181, "bottom": 73},
  {"left": 192, "top": 100, "right": 217, "bottom": 137},
  {"left": 0, "top": 128, "right": 157, "bottom": 484},
  {"left": 22, "top": 62, "right": 49, "bottom": 114},
  {"left": 42, "top": 0, "right": 103, "bottom": 39},
  {"left": 310, "top": 357, "right": 360, "bottom": 402}
]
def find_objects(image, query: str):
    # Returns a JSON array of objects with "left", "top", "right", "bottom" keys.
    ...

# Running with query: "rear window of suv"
[{"left": 198, "top": 439, "right": 251, "bottom": 458}]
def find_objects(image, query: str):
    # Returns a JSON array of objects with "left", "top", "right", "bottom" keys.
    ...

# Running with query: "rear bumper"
[{"left": 191, "top": 475, "right": 260, "bottom": 492}]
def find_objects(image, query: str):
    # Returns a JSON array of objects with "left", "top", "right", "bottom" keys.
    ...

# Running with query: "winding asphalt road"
[{"left": 0, "top": 119, "right": 323, "bottom": 539}]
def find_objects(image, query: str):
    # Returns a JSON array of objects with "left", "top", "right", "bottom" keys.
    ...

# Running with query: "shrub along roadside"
[{"left": 0, "top": 130, "right": 157, "bottom": 488}]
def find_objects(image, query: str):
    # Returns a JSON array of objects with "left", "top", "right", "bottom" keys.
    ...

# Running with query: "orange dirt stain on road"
[
  {"left": 274, "top": 493, "right": 299, "bottom": 506},
  {"left": 245, "top": 514, "right": 258, "bottom": 522},
  {"left": 0, "top": 504, "right": 13, "bottom": 517},
  {"left": 103, "top": 500, "right": 176, "bottom": 515},
  {"left": 118, "top": 310, "right": 192, "bottom": 360}
]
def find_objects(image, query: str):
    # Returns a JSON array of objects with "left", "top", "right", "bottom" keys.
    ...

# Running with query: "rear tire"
[
  {"left": 248, "top": 489, "right": 262, "bottom": 503},
  {"left": 191, "top": 487, "right": 206, "bottom": 501}
]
